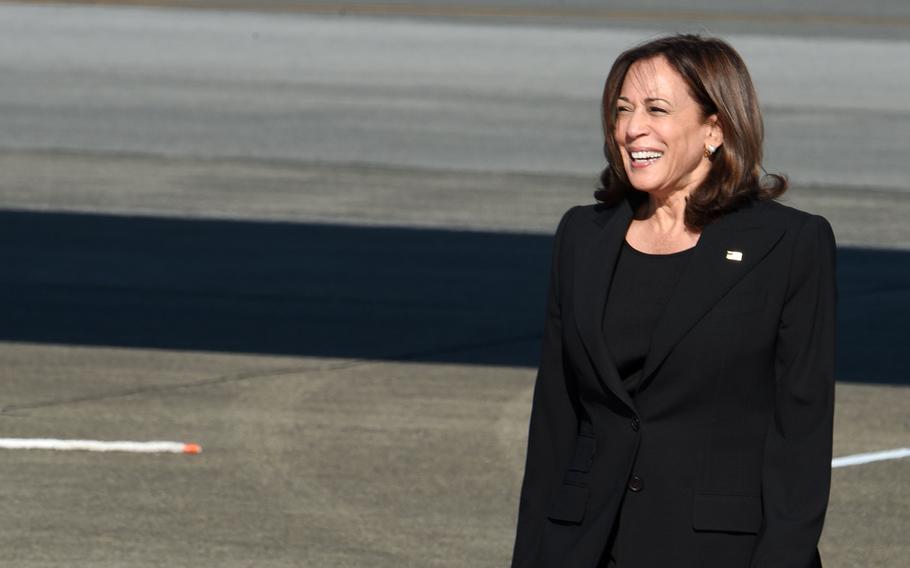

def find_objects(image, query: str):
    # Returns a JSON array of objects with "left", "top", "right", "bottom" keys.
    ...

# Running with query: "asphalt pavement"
[
  {"left": 1, "top": 5, "right": 908, "bottom": 189},
  {"left": 0, "top": 3, "right": 908, "bottom": 567}
]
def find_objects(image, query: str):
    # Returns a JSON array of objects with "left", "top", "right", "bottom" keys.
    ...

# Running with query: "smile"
[{"left": 629, "top": 150, "right": 663, "bottom": 167}]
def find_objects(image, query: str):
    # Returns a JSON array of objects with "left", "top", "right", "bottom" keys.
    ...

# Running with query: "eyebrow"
[{"left": 617, "top": 96, "right": 672, "bottom": 105}]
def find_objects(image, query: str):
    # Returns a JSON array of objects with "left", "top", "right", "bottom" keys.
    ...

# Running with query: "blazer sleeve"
[
  {"left": 511, "top": 206, "right": 581, "bottom": 568},
  {"left": 751, "top": 214, "right": 837, "bottom": 568}
]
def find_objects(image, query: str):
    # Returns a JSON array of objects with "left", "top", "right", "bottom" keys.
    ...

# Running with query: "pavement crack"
[
  {"left": 0, "top": 359, "right": 365, "bottom": 416},
  {"left": 0, "top": 331, "right": 540, "bottom": 416}
]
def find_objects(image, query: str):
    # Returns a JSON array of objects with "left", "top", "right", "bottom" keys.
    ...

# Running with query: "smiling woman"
[
  {"left": 614, "top": 56, "right": 722, "bottom": 205},
  {"left": 510, "top": 35, "right": 836, "bottom": 568},
  {"left": 597, "top": 34, "right": 787, "bottom": 235}
]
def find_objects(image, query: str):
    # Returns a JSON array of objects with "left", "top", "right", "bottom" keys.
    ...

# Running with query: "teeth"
[{"left": 631, "top": 151, "right": 663, "bottom": 160}]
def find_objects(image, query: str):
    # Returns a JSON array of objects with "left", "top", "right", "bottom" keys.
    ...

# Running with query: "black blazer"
[{"left": 511, "top": 197, "right": 837, "bottom": 568}]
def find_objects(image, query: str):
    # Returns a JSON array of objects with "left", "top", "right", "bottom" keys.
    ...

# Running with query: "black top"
[{"left": 602, "top": 240, "right": 694, "bottom": 394}]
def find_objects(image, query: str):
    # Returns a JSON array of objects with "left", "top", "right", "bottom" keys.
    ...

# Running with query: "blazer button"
[
  {"left": 627, "top": 475, "right": 644, "bottom": 492},
  {"left": 631, "top": 417, "right": 640, "bottom": 431}
]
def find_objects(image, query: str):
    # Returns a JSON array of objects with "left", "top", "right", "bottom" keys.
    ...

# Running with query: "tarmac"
[{"left": 0, "top": 2, "right": 908, "bottom": 567}]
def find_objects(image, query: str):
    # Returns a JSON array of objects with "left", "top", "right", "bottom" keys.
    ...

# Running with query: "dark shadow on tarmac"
[{"left": 1, "top": 209, "right": 906, "bottom": 384}]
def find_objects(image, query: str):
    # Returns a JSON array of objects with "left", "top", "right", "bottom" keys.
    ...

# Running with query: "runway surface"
[
  {"left": 0, "top": 3, "right": 908, "bottom": 567},
  {"left": 2, "top": 5, "right": 909, "bottom": 190}
]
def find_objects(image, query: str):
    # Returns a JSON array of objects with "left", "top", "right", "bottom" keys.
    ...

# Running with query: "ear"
[{"left": 705, "top": 114, "right": 724, "bottom": 148}]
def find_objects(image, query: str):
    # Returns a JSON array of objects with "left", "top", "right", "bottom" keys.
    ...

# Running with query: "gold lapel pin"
[{"left": 725, "top": 250, "right": 743, "bottom": 262}]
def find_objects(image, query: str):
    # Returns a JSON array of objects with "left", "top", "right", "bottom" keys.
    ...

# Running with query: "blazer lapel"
[
  {"left": 573, "top": 199, "right": 636, "bottom": 411},
  {"left": 640, "top": 203, "right": 786, "bottom": 382}
]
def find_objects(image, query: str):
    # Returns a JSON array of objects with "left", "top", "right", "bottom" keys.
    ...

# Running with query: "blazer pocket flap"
[
  {"left": 546, "top": 484, "right": 589, "bottom": 524},
  {"left": 692, "top": 493, "right": 762, "bottom": 534}
]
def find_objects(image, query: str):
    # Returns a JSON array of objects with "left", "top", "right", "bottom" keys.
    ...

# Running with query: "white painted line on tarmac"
[
  {"left": 832, "top": 448, "right": 910, "bottom": 468},
  {"left": 12, "top": 438, "right": 907, "bottom": 466},
  {"left": 0, "top": 438, "right": 201, "bottom": 454}
]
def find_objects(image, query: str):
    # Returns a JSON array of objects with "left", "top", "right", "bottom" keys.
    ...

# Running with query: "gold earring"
[{"left": 704, "top": 145, "right": 716, "bottom": 158}]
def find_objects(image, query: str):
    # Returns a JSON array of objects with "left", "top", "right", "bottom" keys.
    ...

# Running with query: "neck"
[{"left": 639, "top": 186, "right": 693, "bottom": 234}]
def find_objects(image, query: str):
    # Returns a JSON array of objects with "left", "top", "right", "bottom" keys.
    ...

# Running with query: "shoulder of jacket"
[
  {"left": 742, "top": 198, "right": 832, "bottom": 232},
  {"left": 560, "top": 202, "right": 622, "bottom": 227}
]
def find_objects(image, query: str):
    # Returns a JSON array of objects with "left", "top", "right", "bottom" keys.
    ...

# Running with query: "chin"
[{"left": 625, "top": 174, "right": 665, "bottom": 194}]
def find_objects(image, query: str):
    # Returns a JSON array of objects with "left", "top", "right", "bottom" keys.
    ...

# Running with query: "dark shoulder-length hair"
[{"left": 596, "top": 34, "right": 786, "bottom": 229}]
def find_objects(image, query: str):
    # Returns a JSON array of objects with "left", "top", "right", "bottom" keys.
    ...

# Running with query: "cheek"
[
  {"left": 683, "top": 140, "right": 707, "bottom": 167},
  {"left": 667, "top": 133, "right": 702, "bottom": 169},
  {"left": 682, "top": 125, "right": 710, "bottom": 157},
  {"left": 611, "top": 132, "right": 628, "bottom": 164}
]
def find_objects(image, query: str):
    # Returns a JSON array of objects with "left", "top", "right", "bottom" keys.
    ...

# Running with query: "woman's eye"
[
  {"left": 616, "top": 106, "right": 632, "bottom": 114},
  {"left": 649, "top": 106, "right": 668, "bottom": 114}
]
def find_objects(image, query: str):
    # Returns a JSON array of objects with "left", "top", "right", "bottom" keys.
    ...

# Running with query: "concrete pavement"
[{"left": 0, "top": 3, "right": 907, "bottom": 566}]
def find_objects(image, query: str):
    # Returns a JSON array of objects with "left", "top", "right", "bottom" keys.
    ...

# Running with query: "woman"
[{"left": 511, "top": 35, "right": 836, "bottom": 568}]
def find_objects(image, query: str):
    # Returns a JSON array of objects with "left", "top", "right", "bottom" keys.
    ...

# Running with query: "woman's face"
[{"left": 613, "top": 56, "right": 721, "bottom": 197}]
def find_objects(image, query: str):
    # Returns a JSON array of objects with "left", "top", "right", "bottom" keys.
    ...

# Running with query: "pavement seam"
[
  {"left": 0, "top": 360, "right": 360, "bottom": 416},
  {"left": 0, "top": 331, "right": 542, "bottom": 415},
  {"left": 1, "top": 146, "right": 905, "bottom": 196}
]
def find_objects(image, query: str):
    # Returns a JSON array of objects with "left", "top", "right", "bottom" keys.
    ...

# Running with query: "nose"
[{"left": 621, "top": 108, "right": 649, "bottom": 141}]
